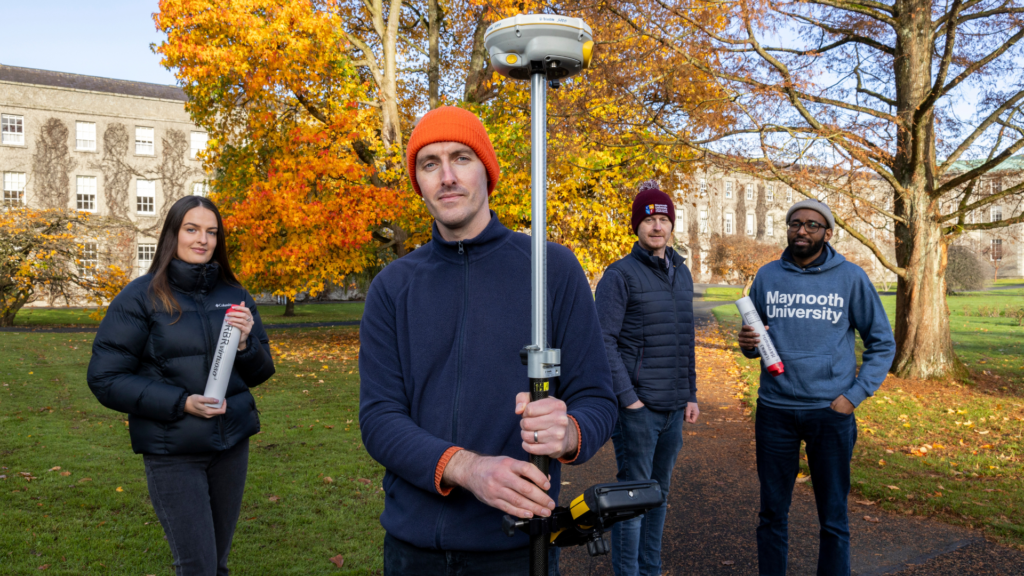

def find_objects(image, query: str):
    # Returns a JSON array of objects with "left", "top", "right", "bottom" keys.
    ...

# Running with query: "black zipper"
[{"left": 436, "top": 240, "right": 468, "bottom": 549}]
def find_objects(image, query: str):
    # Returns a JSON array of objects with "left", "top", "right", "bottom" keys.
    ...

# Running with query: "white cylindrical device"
[
  {"left": 203, "top": 306, "right": 241, "bottom": 409},
  {"left": 735, "top": 296, "right": 784, "bottom": 376}
]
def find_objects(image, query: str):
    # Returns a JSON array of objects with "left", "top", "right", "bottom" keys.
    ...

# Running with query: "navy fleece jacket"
[
  {"left": 358, "top": 214, "right": 617, "bottom": 552},
  {"left": 742, "top": 243, "right": 895, "bottom": 409}
]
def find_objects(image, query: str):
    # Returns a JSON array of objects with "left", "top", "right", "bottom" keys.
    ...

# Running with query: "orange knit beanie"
[{"left": 406, "top": 106, "right": 501, "bottom": 196}]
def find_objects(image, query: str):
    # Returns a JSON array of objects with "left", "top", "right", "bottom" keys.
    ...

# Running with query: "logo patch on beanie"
[{"left": 645, "top": 204, "right": 669, "bottom": 215}]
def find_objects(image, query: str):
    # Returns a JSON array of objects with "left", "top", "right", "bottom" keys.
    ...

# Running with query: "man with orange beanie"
[{"left": 359, "top": 106, "right": 617, "bottom": 575}]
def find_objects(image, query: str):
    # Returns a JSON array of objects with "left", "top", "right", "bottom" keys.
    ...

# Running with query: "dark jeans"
[
  {"left": 755, "top": 401, "right": 857, "bottom": 576},
  {"left": 144, "top": 438, "right": 249, "bottom": 576},
  {"left": 610, "top": 406, "right": 686, "bottom": 576},
  {"left": 384, "top": 533, "right": 561, "bottom": 576}
]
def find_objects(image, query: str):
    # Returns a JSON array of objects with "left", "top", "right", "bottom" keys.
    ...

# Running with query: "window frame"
[
  {"left": 135, "top": 126, "right": 155, "bottom": 156},
  {"left": 766, "top": 183, "right": 774, "bottom": 202},
  {"left": 136, "top": 180, "right": 156, "bottom": 215},
  {"left": 724, "top": 181, "right": 733, "bottom": 199},
  {"left": 3, "top": 172, "right": 26, "bottom": 205},
  {"left": 746, "top": 213, "right": 755, "bottom": 236},
  {"left": 76, "top": 175, "right": 98, "bottom": 212},
  {"left": 76, "top": 121, "right": 97, "bottom": 152},
  {"left": 766, "top": 215, "right": 774, "bottom": 236},
  {"left": 724, "top": 212, "right": 734, "bottom": 235},
  {"left": 991, "top": 239, "right": 1003, "bottom": 261},
  {"left": 746, "top": 183, "right": 754, "bottom": 201},
  {"left": 190, "top": 132, "right": 208, "bottom": 159},
  {"left": 1, "top": 114, "right": 25, "bottom": 146}
]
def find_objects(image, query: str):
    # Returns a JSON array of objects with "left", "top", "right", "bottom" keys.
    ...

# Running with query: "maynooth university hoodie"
[{"left": 742, "top": 243, "right": 895, "bottom": 410}]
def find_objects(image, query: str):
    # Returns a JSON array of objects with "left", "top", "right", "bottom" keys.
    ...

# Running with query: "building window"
[
  {"left": 725, "top": 181, "right": 733, "bottom": 199},
  {"left": 137, "top": 180, "right": 156, "bottom": 214},
  {"left": 699, "top": 179, "right": 707, "bottom": 197},
  {"left": 766, "top": 215, "right": 774, "bottom": 236},
  {"left": 190, "top": 132, "right": 208, "bottom": 159},
  {"left": 699, "top": 209, "right": 709, "bottom": 233},
  {"left": 724, "top": 213, "right": 734, "bottom": 234},
  {"left": 80, "top": 243, "right": 98, "bottom": 275},
  {"left": 746, "top": 213, "right": 755, "bottom": 235},
  {"left": 675, "top": 210, "right": 685, "bottom": 233},
  {"left": 76, "top": 176, "right": 97, "bottom": 212},
  {"left": 746, "top": 184, "right": 754, "bottom": 200},
  {"left": 786, "top": 189, "right": 793, "bottom": 203},
  {"left": 138, "top": 243, "right": 156, "bottom": 272},
  {"left": 3, "top": 172, "right": 26, "bottom": 205},
  {"left": 2, "top": 114, "right": 24, "bottom": 145},
  {"left": 990, "top": 205, "right": 1002, "bottom": 223},
  {"left": 76, "top": 122, "right": 97, "bottom": 151},
  {"left": 991, "top": 239, "right": 1003, "bottom": 261},
  {"left": 136, "top": 127, "right": 155, "bottom": 155},
  {"left": 766, "top": 184, "right": 774, "bottom": 202},
  {"left": 192, "top": 182, "right": 209, "bottom": 197}
]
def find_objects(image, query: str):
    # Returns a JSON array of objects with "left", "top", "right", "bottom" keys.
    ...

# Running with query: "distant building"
[
  {"left": 0, "top": 64, "right": 209, "bottom": 285},
  {"left": 675, "top": 162, "right": 1022, "bottom": 282}
]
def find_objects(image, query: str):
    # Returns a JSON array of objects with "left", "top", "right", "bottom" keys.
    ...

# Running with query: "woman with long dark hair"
[{"left": 87, "top": 195, "right": 275, "bottom": 575}]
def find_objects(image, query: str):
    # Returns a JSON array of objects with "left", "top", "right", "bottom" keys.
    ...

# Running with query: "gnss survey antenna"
[{"left": 484, "top": 14, "right": 595, "bottom": 576}]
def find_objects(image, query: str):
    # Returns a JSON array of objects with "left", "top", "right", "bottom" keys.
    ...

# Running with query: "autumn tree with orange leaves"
[
  {"left": 155, "top": 0, "right": 732, "bottom": 301},
  {"left": 155, "top": 0, "right": 403, "bottom": 311}
]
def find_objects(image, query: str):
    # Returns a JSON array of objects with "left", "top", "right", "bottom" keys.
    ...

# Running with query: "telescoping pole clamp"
[{"left": 484, "top": 14, "right": 594, "bottom": 576}]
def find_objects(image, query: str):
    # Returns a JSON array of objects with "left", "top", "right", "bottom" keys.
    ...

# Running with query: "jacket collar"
[
  {"left": 430, "top": 211, "right": 512, "bottom": 262},
  {"left": 630, "top": 242, "right": 684, "bottom": 272},
  {"left": 167, "top": 258, "right": 220, "bottom": 295}
]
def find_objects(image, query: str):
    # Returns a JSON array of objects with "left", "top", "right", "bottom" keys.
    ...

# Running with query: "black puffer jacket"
[{"left": 87, "top": 259, "right": 275, "bottom": 455}]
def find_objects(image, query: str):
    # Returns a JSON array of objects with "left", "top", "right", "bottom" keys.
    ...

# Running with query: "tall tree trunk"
[
  {"left": 892, "top": 213, "right": 966, "bottom": 379},
  {"left": 284, "top": 297, "right": 296, "bottom": 317},
  {"left": 427, "top": 0, "right": 441, "bottom": 109},
  {"left": 889, "top": 0, "right": 965, "bottom": 379}
]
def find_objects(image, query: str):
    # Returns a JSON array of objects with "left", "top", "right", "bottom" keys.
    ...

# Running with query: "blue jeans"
[
  {"left": 143, "top": 439, "right": 249, "bottom": 576},
  {"left": 755, "top": 401, "right": 857, "bottom": 576},
  {"left": 610, "top": 406, "right": 686, "bottom": 576},
  {"left": 383, "top": 533, "right": 560, "bottom": 575}
]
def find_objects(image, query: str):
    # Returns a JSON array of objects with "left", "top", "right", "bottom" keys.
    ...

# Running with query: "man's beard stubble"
[{"left": 788, "top": 234, "right": 826, "bottom": 259}]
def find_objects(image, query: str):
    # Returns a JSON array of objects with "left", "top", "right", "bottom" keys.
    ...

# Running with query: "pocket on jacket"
[{"left": 777, "top": 352, "right": 838, "bottom": 402}]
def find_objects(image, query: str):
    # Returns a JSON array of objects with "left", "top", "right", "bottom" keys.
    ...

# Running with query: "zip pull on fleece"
[{"left": 458, "top": 241, "right": 464, "bottom": 255}]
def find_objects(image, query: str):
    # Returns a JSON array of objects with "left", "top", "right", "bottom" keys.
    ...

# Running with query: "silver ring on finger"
[{"left": 534, "top": 430, "right": 539, "bottom": 444}]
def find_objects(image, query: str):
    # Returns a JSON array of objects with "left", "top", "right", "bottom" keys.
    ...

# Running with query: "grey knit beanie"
[{"left": 786, "top": 199, "right": 835, "bottom": 229}]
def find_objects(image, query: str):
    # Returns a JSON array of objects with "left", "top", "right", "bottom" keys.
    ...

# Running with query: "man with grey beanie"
[{"left": 737, "top": 198, "right": 895, "bottom": 575}]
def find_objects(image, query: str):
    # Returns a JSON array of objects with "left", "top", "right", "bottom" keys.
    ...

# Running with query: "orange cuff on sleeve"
[
  {"left": 434, "top": 446, "right": 464, "bottom": 496},
  {"left": 557, "top": 415, "right": 582, "bottom": 464}
]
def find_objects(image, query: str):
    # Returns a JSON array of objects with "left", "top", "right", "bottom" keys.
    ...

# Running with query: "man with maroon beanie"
[
  {"left": 595, "top": 182, "right": 700, "bottom": 576},
  {"left": 358, "top": 106, "right": 616, "bottom": 575}
]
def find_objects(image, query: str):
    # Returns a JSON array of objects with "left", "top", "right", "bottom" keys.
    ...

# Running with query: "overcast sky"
[{"left": 0, "top": 0, "right": 176, "bottom": 85}]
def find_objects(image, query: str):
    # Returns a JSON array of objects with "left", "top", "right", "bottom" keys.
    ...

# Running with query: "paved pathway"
[{"left": 555, "top": 318, "right": 1024, "bottom": 575}]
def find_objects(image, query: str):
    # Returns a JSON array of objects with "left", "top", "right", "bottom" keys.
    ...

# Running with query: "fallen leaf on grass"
[
  {"left": 323, "top": 477, "right": 334, "bottom": 484},
  {"left": 357, "top": 478, "right": 371, "bottom": 485},
  {"left": 856, "top": 500, "right": 875, "bottom": 506},
  {"left": 886, "top": 485, "right": 900, "bottom": 491},
  {"left": 115, "top": 487, "right": 124, "bottom": 492},
  {"left": 863, "top": 516, "right": 880, "bottom": 523},
  {"left": 37, "top": 564, "right": 49, "bottom": 571},
  {"left": 329, "top": 554, "right": 344, "bottom": 568},
  {"left": 77, "top": 478, "right": 92, "bottom": 483},
  {"left": 47, "top": 466, "right": 60, "bottom": 472},
  {"left": 795, "top": 473, "right": 810, "bottom": 484},
  {"left": 721, "top": 560, "right": 735, "bottom": 566},
  {"left": 268, "top": 496, "right": 280, "bottom": 503},
  {"left": 60, "top": 471, "right": 70, "bottom": 477}
]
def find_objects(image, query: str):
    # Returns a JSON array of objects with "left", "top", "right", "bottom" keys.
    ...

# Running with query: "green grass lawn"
[
  {"left": 701, "top": 286, "right": 744, "bottom": 302},
  {"left": 11, "top": 302, "right": 365, "bottom": 328},
  {"left": 0, "top": 328, "right": 385, "bottom": 575},
  {"left": 711, "top": 293, "right": 1024, "bottom": 547}
]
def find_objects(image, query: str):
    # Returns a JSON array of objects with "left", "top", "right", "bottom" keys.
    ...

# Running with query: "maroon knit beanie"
[{"left": 631, "top": 186, "right": 676, "bottom": 233}]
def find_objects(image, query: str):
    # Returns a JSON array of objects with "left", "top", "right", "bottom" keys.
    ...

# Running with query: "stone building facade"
[{"left": 0, "top": 64, "right": 208, "bottom": 292}]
